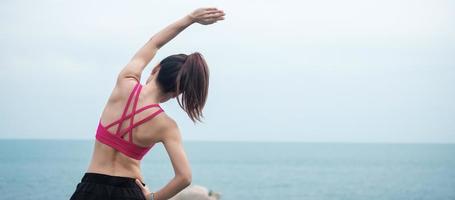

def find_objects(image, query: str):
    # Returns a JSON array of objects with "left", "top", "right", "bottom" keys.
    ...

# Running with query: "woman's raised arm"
[{"left": 117, "top": 7, "right": 225, "bottom": 83}]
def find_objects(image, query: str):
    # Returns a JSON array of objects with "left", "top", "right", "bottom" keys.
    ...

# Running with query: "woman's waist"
[
  {"left": 79, "top": 171, "right": 146, "bottom": 188},
  {"left": 85, "top": 168, "right": 146, "bottom": 186},
  {"left": 86, "top": 161, "right": 145, "bottom": 184}
]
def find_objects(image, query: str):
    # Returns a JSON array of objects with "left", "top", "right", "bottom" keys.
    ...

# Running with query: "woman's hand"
[
  {"left": 188, "top": 7, "right": 225, "bottom": 25},
  {"left": 135, "top": 179, "right": 153, "bottom": 200}
]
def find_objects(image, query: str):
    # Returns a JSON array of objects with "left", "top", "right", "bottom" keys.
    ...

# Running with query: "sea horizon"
[{"left": 1, "top": 138, "right": 454, "bottom": 145}]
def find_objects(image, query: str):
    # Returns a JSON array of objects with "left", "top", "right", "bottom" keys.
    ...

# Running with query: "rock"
[{"left": 169, "top": 185, "right": 221, "bottom": 200}]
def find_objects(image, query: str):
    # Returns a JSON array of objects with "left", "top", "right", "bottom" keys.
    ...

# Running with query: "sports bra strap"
[
  {"left": 104, "top": 104, "right": 161, "bottom": 129},
  {"left": 123, "top": 85, "right": 142, "bottom": 142},
  {"left": 114, "top": 83, "right": 140, "bottom": 136},
  {"left": 102, "top": 82, "right": 165, "bottom": 142},
  {"left": 118, "top": 109, "right": 164, "bottom": 137}
]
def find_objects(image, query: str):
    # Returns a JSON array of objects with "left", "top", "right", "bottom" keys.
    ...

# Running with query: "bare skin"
[{"left": 85, "top": 7, "right": 225, "bottom": 200}]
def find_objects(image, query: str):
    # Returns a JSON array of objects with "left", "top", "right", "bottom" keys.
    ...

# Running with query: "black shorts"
[{"left": 69, "top": 172, "right": 147, "bottom": 200}]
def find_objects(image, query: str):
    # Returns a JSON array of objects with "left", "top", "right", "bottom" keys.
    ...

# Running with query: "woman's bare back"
[{"left": 86, "top": 80, "right": 170, "bottom": 183}]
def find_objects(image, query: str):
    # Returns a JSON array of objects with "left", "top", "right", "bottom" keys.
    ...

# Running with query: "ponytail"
[{"left": 157, "top": 52, "right": 210, "bottom": 123}]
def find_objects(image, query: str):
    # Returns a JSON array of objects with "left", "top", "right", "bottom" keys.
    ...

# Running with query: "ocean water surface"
[{"left": 0, "top": 140, "right": 454, "bottom": 200}]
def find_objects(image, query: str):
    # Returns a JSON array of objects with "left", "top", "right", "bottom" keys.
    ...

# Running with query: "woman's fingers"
[
  {"left": 203, "top": 12, "right": 225, "bottom": 19},
  {"left": 204, "top": 7, "right": 218, "bottom": 11},
  {"left": 208, "top": 15, "right": 225, "bottom": 23},
  {"left": 203, "top": 10, "right": 224, "bottom": 16},
  {"left": 135, "top": 179, "right": 145, "bottom": 190}
]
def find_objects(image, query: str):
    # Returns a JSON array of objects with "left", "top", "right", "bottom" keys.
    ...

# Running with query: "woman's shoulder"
[
  {"left": 155, "top": 113, "right": 179, "bottom": 131},
  {"left": 106, "top": 78, "right": 139, "bottom": 103},
  {"left": 153, "top": 113, "right": 181, "bottom": 142}
]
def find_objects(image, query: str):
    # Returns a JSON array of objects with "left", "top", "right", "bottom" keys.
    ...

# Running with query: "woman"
[{"left": 69, "top": 7, "right": 225, "bottom": 200}]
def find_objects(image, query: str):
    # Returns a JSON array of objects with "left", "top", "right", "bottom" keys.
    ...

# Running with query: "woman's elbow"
[{"left": 179, "top": 172, "right": 192, "bottom": 187}]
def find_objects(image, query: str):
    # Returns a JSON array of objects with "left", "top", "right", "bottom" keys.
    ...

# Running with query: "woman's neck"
[{"left": 141, "top": 81, "right": 165, "bottom": 104}]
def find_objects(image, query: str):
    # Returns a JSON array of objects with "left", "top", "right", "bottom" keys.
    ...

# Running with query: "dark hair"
[{"left": 157, "top": 52, "right": 209, "bottom": 123}]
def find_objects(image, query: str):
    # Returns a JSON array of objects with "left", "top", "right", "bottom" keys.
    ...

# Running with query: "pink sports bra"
[{"left": 95, "top": 82, "right": 164, "bottom": 160}]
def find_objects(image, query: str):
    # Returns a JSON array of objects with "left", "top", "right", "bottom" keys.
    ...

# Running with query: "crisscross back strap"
[
  {"left": 113, "top": 83, "right": 165, "bottom": 142},
  {"left": 118, "top": 109, "right": 164, "bottom": 137},
  {"left": 104, "top": 104, "right": 161, "bottom": 129},
  {"left": 114, "top": 83, "right": 140, "bottom": 136},
  {"left": 124, "top": 85, "right": 142, "bottom": 143}
]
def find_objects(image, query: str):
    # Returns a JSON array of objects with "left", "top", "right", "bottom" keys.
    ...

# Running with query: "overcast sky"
[{"left": 1, "top": 0, "right": 454, "bottom": 143}]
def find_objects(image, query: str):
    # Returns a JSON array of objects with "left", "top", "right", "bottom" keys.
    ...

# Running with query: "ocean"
[{"left": 0, "top": 140, "right": 454, "bottom": 200}]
